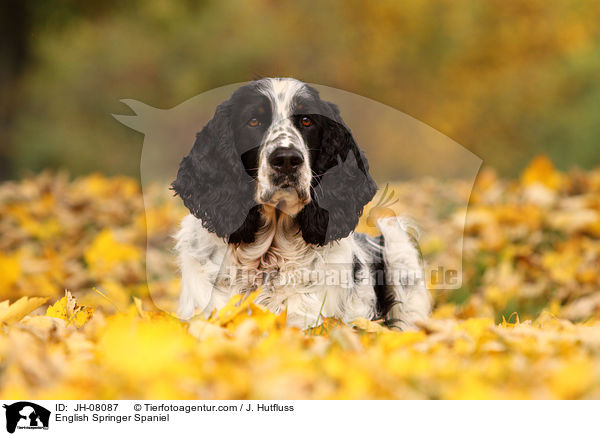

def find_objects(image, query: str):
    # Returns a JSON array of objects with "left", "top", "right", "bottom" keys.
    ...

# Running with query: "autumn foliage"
[{"left": 1, "top": 157, "right": 600, "bottom": 399}]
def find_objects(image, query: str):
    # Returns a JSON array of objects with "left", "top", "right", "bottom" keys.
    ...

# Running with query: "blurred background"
[
  {"left": 1, "top": 0, "right": 599, "bottom": 181},
  {"left": 2, "top": 0, "right": 600, "bottom": 400}
]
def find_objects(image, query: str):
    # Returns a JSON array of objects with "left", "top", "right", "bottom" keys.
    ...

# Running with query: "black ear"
[
  {"left": 297, "top": 104, "right": 377, "bottom": 245},
  {"left": 171, "top": 101, "right": 259, "bottom": 241}
]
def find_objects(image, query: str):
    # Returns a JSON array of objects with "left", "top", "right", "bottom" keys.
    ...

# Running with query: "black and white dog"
[{"left": 172, "top": 78, "right": 430, "bottom": 330}]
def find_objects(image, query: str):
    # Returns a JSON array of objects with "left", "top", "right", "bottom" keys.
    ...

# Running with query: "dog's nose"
[{"left": 269, "top": 147, "right": 304, "bottom": 174}]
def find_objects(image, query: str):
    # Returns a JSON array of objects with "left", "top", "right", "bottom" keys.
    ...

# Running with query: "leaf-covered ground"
[{"left": 1, "top": 156, "right": 599, "bottom": 399}]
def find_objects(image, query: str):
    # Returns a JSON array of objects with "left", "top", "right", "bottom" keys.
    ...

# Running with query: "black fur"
[
  {"left": 353, "top": 233, "right": 396, "bottom": 319},
  {"left": 372, "top": 235, "right": 397, "bottom": 319},
  {"left": 173, "top": 80, "right": 377, "bottom": 246},
  {"left": 228, "top": 205, "right": 263, "bottom": 244},
  {"left": 296, "top": 110, "right": 377, "bottom": 245},
  {"left": 171, "top": 101, "right": 258, "bottom": 240}
]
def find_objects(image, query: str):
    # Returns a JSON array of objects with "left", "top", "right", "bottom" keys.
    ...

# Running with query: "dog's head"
[{"left": 172, "top": 78, "right": 377, "bottom": 245}]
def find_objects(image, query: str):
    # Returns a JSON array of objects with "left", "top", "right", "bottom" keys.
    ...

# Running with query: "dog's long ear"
[
  {"left": 172, "top": 101, "right": 258, "bottom": 241},
  {"left": 297, "top": 103, "right": 377, "bottom": 245}
]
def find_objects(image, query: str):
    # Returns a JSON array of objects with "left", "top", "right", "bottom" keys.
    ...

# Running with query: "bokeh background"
[
  {"left": 1, "top": 0, "right": 600, "bottom": 180},
  {"left": 2, "top": 0, "right": 600, "bottom": 400}
]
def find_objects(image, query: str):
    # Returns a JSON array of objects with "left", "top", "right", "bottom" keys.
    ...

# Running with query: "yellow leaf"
[
  {"left": 97, "top": 311, "right": 194, "bottom": 379},
  {"left": 46, "top": 290, "right": 94, "bottom": 327},
  {"left": 549, "top": 359, "right": 593, "bottom": 399},
  {"left": 0, "top": 296, "right": 48, "bottom": 324},
  {"left": 351, "top": 317, "right": 385, "bottom": 333},
  {"left": 72, "top": 307, "right": 94, "bottom": 327},
  {"left": 188, "top": 319, "right": 229, "bottom": 341},
  {"left": 542, "top": 248, "right": 579, "bottom": 284},
  {"left": 213, "top": 289, "right": 261, "bottom": 326},
  {"left": 84, "top": 229, "right": 141, "bottom": 276},
  {"left": 306, "top": 317, "right": 345, "bottom": 336},
  {"left": 0, "top": 252, "right": 21, "bottom": 290},
  {"left": 521, "top": 155, "right": 563, "bottom": 190}
]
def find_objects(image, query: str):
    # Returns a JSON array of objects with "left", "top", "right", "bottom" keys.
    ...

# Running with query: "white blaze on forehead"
[
  {"left": 257, "top": 78, "right": 308, "bottom": 122},
  {"left": 254, "top": 78, "right": 313, "bottom": 211}
]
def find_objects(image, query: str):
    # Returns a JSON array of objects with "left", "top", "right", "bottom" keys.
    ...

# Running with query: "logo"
[
  {"left": 3, "top": 402, "right": 50, "bottom": 434},
  {"left": 365, "top": 184, "right": 399, "bottom": 227}
]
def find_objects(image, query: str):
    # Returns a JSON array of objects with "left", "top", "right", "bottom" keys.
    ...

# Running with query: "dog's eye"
[
  {"left": 248, "top": 118, "right": 260, "bottom": 127},
  {"left": 300, "top": 116, "right": 312, "bottom": 127}
]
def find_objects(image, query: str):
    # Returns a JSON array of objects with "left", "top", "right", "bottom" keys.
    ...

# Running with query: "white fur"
[
  {"left": 255, "top": 78, "right": 312, "bottom": 213},
  {"left": 176, "top": 212, "right": 377, "bottom": 328},
  {"left": 175, "top": 78, "right": 431, "bottom": 330},
  {"left": 176, "top": 213, "right": 431, "bottom": 330},
  {"left": 377, "top": 216, "right": 432, "bottom": 330}
]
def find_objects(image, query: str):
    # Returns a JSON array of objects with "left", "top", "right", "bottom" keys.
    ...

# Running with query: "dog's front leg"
[
  {"left": 175, "top": 214, "right": 228, "bottom": 319},
  {"left": 377, "top": 216, "right": 432, "bottom": 330}
]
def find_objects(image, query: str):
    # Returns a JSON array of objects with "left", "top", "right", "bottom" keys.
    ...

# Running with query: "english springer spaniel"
[{"left": 172, "top": 77, "right": 431, "bottom": 330}]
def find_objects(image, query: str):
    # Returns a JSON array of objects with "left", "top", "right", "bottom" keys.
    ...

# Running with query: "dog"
[{"left": 172, "top": 77, "right": 431, "bottom": 330}]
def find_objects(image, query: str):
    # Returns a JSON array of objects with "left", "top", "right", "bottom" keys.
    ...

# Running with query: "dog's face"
[
  {"left": 172, "top": 78, "right": 377, "bottom": 245},
  {"left": 230, "top": 79, "right": 313, "bottom": 216}
]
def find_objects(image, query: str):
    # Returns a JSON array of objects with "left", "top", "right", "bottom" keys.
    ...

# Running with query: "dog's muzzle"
[
  {"left": 269, "top": 147, "right": 304, "bottom": 176},
  {"left": 256, "top": 121, "right": 312, "bottom": 213}
]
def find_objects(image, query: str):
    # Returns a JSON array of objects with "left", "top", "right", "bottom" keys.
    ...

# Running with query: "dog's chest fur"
[{"left": 177, "top": 212, "right": 376, "bottom": 328}]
